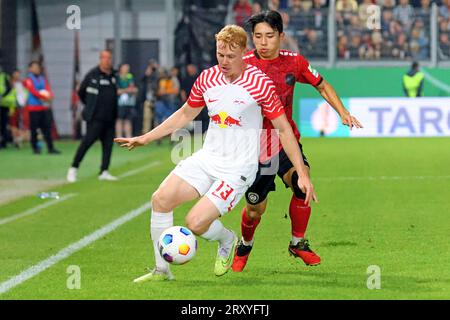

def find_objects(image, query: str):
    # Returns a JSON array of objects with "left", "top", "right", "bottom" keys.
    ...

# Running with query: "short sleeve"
[
  {"left": 296, "top": 55, "right": 323, "bottom": 86},
  {"left": 259, "top": 80, "right": 285, "bottom": 120},
  {"left": 186, "top": 72, "right": 206, "bottom": 108}
]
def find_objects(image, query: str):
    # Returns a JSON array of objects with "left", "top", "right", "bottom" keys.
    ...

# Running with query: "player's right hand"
[
  {"left": 114, "top": 136, "right": 147, "bottom": 151},
  {"left": 297, "top": 174, "right": 319, "bottom": 206}
]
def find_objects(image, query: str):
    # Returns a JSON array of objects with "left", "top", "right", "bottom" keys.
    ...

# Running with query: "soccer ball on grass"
[{"left": 158, "top": 226, "right": 197, "bottom": 265}]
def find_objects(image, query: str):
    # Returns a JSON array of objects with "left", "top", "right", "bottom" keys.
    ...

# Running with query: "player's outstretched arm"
[
  {"left": 314, "top": 79, "right": 363, "bottom": 130},
  {"left": 271, "top": 114, "right": 318, "bottom": 206},
  {"left": 114, "top": 102, "right": 203, "bottom": 150}
]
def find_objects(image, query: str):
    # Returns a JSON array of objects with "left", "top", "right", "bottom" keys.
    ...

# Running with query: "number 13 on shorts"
[
  {"left": 212, "top": 181, "right": 234, "bottom": 200},
  {"left": 207, "top": 180, "right": 245, "bottom": 214}
]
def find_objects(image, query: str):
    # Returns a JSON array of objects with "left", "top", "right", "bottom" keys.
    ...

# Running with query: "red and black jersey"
[{"left": 243, "top": 49, "right": 323, "bottom": 162}]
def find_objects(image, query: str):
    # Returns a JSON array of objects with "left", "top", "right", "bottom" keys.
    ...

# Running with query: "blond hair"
[{"left": 215, "top": 25, "right": 247, "bottom": 50}]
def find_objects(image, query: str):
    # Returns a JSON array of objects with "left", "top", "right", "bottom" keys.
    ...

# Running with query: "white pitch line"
[
  {"left": 421, "top": 69, "right": 450, "bottom": 94},
  {"left": 117, "top": 161, "right": 162, "bottom": 179},
  {"left": 0, "top": 194, "right": 77, "bottom": 226},
  {"left": 0, "top": 202, "right": 151, "bottom": 295},
  {"left": 315, "top": 175, "right": 450, "bottom": 182}
]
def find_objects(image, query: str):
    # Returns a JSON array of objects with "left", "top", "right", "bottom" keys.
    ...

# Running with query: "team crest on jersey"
[
  {"left": 247, "top": 192, "right": 260, "bottom": 204},
  {"left": 308, "top": 64, "right": 319, "bottom": 78},
  {"left": 285, "top": 73, "right": 295, "bottom": 86}
]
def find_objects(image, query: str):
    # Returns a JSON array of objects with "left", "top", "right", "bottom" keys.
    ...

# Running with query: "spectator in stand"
[
  {"left": 387, "top": 19, "right": 404, "bottom": 45},
  {"left": 180, "top": 64, "right": 197, "bottom": 104},
  {"left": 154, "top": 68, "right": 180, "bottom": 143},
  {"left": 381, "top": 0, "right": 396, "bottom": 13},
  {"left": 417, "top": 0, "right": 431, "bottom": 25},
  {"left": 371, "top": 31, "right": 383, "bottom": 59},
  {"left": 116, "top": 63, "right": 138, "bottom": 138},
  {"left": 289, "top": 0, "right": 308, "bottom": 31},
  {"left": 302, "top": 29, "right": 325, "bottom": 58},
  {"left": 393, "top": 0, "right": 415, "bottom": 30},
  {"left": 439, "top": 18, "right": 450, "bottom": 34},
  {"left": 311, "top": 0, "right": 326, "bottom": 30},
  {"left": 439, "top": 0, "right": 450, "bottom": 21},
  {"left": 348, "top": 34, "right": 363, "bottom": 58},
  {"left": 0, "top": 70, "right": 28, "bottom": 149},
  {"left": 268, "top": 0, "right": 281, "bottom": 11},
  {"left": 381, "top": 8, "right": 395, "bottom": 38},
  {"left": 410, "top": 26, "right": 430, "bottom": 59},
  {"left": 181, "top": 64, "right": 208, "bottom": 134},
  {"left": 0, "top": 67, "right": 10, "bottom": 149},
  {"left": 23, "top": 61, "right": 60, "bottom": 155},
  {"left": 170, "top": 67, "right": 181, "bottom": 110},
  {"left": 345, "top": 14, "right": 363, "bottom": 38},
  {"left": 338, "top": 34, "right": 350, "bottom": 58},
  {"left": 252, "top": 1, "right": 262, "bottom": 15},
  {"left": 438, "top": 32, "right": 450, "bottom": 59},
  {"left": 233, "top": 0, "right": 252, "bottom": 27},
  {"left": 336, "top": 0, "right": 358, "bottom": 27},
  {"left": 392, "top": 33, "right": 409, "bottom": 59},
  {"left": 280, "top": 11, "right": 301, "bottom": 52},
  {"left": 140, "top": 60, "right": 159, "bottom": 131},
  {"left": 359, "top": 31, "right": 375, "bottom": 59},
  {"left": 302, "top": 0, "right": 314, "bottom": 11}
]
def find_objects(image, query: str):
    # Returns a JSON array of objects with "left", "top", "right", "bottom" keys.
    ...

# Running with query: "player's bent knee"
[
  {"left": 151, "top": 189, "right": 175, "bottom": 212},
  {"left": 185, "top": 216, "right": 206, "bottom": 235},
  {"left": 291, "top": 171, "right": 307, "bottom": 200}
]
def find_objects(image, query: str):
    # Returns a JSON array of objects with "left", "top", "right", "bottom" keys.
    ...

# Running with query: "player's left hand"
[
  {"left": 341, "top": 113, "right": 363, "bottom": 130},
  {"left": 114, "top": 136, "right": 146, "bottom": 150},
  {"left": 297, "top": 174, "right": 319, "bottom": 206}
]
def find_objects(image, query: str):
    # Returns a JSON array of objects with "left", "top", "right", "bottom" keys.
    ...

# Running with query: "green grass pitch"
[{"left": 0, "top": 137, "right": 449, "bottom": 299}]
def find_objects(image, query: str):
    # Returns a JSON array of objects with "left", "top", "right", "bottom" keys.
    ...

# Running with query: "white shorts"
[{"left": 172, "top": 151, "right": 256, "bottom": 215}]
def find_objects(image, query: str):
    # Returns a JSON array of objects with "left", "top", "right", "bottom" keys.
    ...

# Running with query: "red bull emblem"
[{"left": 210, "top": 111, "right": 242, "bottom": 128}]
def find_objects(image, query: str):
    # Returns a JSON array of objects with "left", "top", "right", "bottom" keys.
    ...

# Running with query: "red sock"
[
  {"left": 289, "top": 195, "right": 311, "bottom": 238},
  {"left": 241, "top": 207, "right": 261, "bottom": 242}
]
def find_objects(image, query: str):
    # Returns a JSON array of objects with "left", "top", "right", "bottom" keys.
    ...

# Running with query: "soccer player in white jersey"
[{"left": 114, "top": 25, "right": 316, "bottom": 282}]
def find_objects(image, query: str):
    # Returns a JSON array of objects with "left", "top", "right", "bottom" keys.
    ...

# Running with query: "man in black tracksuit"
[{"left": 67, "top": 50, "right": 119, "bottom": 182}]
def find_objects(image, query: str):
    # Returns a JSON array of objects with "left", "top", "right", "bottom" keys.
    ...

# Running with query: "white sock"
[
  {"left": 150, "top": 210, "right": 173, "bottom": 272},
  {"left": 200, "top": 219, "right": 234, "bottom": 246},
  {"left": 291, "top": 236, "right": 303, "bottom": 246}
]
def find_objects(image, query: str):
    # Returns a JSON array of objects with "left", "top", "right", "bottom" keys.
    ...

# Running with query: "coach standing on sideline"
[{"left": 67, "top": 50, "right": 118, "bottom": 183}]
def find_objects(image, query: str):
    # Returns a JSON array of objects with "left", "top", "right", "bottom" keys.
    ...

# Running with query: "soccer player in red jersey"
[{"left": 232, "top": 10, "right": 363, "bottom": 271}]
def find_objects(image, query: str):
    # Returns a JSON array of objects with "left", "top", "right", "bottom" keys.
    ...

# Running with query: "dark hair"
[
  {"left": 28, "top": 60, "right": 41, "bottom": 68},
  {"left": 246, "top": 10, "right": 283, "bottom": 34},
  {"left": 412, "top": 61, "right": 419, "bottom": 70}
]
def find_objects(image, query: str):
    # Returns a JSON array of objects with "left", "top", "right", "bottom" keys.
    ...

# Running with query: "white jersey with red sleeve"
[{"left": 186, "top": 64, "right": 285, "bottom": 177}]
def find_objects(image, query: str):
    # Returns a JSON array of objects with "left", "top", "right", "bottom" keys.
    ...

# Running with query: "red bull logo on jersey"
[{"left": 210, "top": 111, "right": 242, "bottom": 128}]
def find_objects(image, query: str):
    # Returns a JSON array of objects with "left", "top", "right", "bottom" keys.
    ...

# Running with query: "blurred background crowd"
[
  {"left": 0, "top": 0, "right": 449, "bottom": 151},
  {"left": 232, "top": 0, "right": 450, "bottom": 60}
]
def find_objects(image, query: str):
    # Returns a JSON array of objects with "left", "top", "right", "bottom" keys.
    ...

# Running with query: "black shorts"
[
  {"left": 117, "top": 106, "right": 135, "bottom": 120},
  {"left": 245, "top": 142, "right": 310, "bottom": 205}
]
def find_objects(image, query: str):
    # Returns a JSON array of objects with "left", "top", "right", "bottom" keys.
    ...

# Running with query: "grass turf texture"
[{"left": 0, "top": 138, "right": 449, "bottom": 299}]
